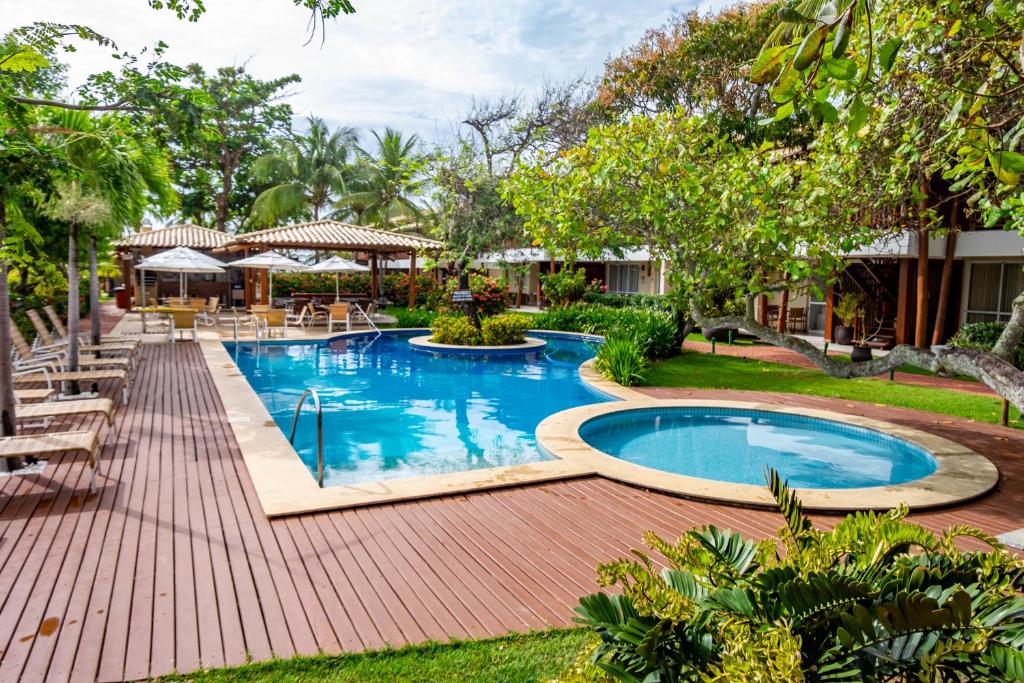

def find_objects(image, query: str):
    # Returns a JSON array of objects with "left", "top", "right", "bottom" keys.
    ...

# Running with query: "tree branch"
[
  {"left": 692, "top": 301, "right": 1024, "bottom": 414},
  {"left": 9, "top": 96, "right": 137, "bottom": 112}
]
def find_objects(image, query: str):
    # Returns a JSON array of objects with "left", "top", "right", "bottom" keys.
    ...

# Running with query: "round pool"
[{"left": 578, "top": 406, "right": 937, "bottom": 489}]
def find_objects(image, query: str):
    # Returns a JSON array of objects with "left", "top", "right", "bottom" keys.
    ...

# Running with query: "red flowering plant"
[{"left": 444, "top": 272, "right": 508, "bottom": 318}]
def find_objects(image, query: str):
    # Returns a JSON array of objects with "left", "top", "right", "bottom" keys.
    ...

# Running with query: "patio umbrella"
[
  {"left": 305, "top": 255, "right": 370, "bottom": 301},
  {"left": 136, "top": 245, "right": 225, "bottom": 298},
  {"left": 229, "top": 250, "right": 307, "bottom": 305}
]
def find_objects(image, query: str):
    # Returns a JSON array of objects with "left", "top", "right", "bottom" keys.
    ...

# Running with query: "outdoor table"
[{"left": 137, "top": 306, "right": 192, "bottom": 340}]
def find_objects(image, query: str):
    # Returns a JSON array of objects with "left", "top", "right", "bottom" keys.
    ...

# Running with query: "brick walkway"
[{"left": 684, "top": 339, "right": 997, "bottom": 396}]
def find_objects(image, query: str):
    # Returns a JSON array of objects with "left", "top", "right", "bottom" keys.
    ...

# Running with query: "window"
[
  {"left": 608, "top": 264, "right": 640, "bottom": 294},
  {"left": 965, "top": 262, "right": 1024, "bottom": 323}
]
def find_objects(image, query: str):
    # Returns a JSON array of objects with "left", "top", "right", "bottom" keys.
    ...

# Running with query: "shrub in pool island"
[
  {"left": 481, "top": 313, "right": 531, "bottom": 345},
  {"left": 394, "top": 307, "right": 438, "bottom": 328},
  {"left": 430, "top": 314, "right": 482, "bottom": 346},
  {"left": 571, "top": 471, "right": 1024, "bottom": 682},
  {"left": 594, "top": 336, "right": 648, "bottom": 386}
]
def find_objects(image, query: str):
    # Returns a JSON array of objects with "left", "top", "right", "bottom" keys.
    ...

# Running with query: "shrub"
[
  {"left": 430, "top": 314, "right": 482, "bottom": 345},
  {"left": 594, "top": 337, "right": 648, "bottom": 386},
  {"left": 394, "top": 308, "right": 437, "bottom": 328},
  {"left": 949, "top": 321, "right": 1024, "bottom": 369},
  {"left": 384, "top": 273, "right": 438, "bottom": 307},
  {"left": 573, "top": 471, "right": 1024, "bottom": 682},
  {"left": 582, "top": 292, "right": 673, "bottom": 311},
  {"left": 481, "top": 313, "right": 531, "bottom": 345},
  {"left": 271, "top": 272, "right": 371, "bottom": 298},
  {"left": 532, "top": 304, "right": 680, "bottom": 359},
  {"left": 541, "top": 268, "right": 588, "bottom": 307}
]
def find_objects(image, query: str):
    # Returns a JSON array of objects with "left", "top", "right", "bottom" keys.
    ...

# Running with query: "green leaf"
[
  {"left": 0, "top": 47, "right": 49, "bottom": 73},
  {"left": 767, "top": 468, "right": 815, "bottom": 543},
  {"left": 996, "top": 151, "right": 1024, "bottom": 174},
  {"left": 816, "top": 1, "right": 839, "bottom": 24},
  {"left": 750, "top": 44, "right": 791, "bottom": 85},
  {"left": 772, "top": 66, "right": 802, "bottom": 103},
  {"left": 778, "top": 7, "right": 815, "bottom": 23},
  {"left": 794, "top": 24, "right": 830, "bottom": 70},
  {"left": 848, "top": 97, "right": 870, "bottom": 135},
  {"left": 989, "top": 153, "right": 1022, "bottom": 185},
  {"left": 878, "top": 38, "right": 904, "bottom": 73},
  {"left": 816, "top": 100, "right": 840, "bottom": 124},
  {"left": 824, "top": 57, "right": 857, "bottom": 80},
  {"left": 832, "top": 7, "right": 855, "bottom": 58}
]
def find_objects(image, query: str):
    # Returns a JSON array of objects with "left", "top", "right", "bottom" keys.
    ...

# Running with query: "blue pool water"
[
  {"left": 226, "top": 331, "right": 605, "bottom": 487},
  {"left": 579, "top": 407, "right": 937, "bottom": 488}
]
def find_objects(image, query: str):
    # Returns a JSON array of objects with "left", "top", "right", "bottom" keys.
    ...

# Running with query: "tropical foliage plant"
[
  {"left": 532, "top": 304, "right": 680, "bottom": 359},
  {"left": 430, "top": 314, "right": 482, "bottom": 346},
  {"left": 593, "top": 337, "right": 648, "bottom": 386},
  {"left": 480, "top": 313, "right": 531, "bottom": 346},
  {"left": 573, "top": 471, "right": 1024, "bottom": 682}
]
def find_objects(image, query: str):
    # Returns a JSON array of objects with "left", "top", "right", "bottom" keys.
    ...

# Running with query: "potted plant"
[{"left": 832, "top": 293, "right": 865, "bottom": 346}]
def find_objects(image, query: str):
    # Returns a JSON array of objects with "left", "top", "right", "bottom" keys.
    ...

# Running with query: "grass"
[
  {"left": 684, "top": 331, "right": 763, "bottom": 346},
  {"left": 646, "top": 352, "right": 1023, "bottom": 428},
  {"left": 156, "top": 629, "right": 591, "bottom": 682}
]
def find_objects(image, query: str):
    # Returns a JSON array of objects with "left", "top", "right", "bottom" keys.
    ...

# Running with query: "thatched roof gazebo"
[
  {"left": 114, "top": 224, "right": 235, "bottom": 307},
  {"left": 221, "top": 220, "right": 443, "bottom": 308}
]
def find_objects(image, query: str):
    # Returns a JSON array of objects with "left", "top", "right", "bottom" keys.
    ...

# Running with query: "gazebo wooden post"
[
  {"left": 408, "top": 249, "right": 417, "bottom": 311},
  {"left": 259, "top": 268, "right": 270, "bottom": 305},
  {"left": 370, "top": 251, "right": 379, "bottom": 302}
]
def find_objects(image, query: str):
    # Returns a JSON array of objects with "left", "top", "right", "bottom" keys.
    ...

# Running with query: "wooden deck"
[{"left": 0, "top": 342, "right": 1021, "bottom": 682}]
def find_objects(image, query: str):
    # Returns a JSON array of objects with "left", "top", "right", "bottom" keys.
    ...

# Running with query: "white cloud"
[{"left": 5, "top": 0, "right": 729, "bottom": 144}]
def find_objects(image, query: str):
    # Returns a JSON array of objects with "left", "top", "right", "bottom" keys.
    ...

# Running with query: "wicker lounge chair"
[
  {"left": 13, "top": 363, "right": 131, "bottom": 405},
  {"left": 167, "top": 309, "right": 199, "bottom": 341},
  {"left": 14, "top": 388, "right": 55, "bottom": 403},
  {"left": 27, "top": 309, "right": 137, "bottom": 362},
  {"left": 42, "top": 306, "right": 140, "bottom": 355},
  {"left": 0, "top": 430, "right": 101, "bottom": 493},
  {"left": 9, "top": 323, "right": 133, "bottom": 374},
  {"left": 16, "top": 397, "right": 115, "bottom": 427}
]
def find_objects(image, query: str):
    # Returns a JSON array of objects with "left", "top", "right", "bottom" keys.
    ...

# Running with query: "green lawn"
[
  {"left": 646, "top": 352, "right": 1022, "bottom": 427},
  {"left": 157, "top": 629, "right": 591, "bottom": 682},
  {"left": 684, "top": 331, "right": 763, "bottom": 346}
]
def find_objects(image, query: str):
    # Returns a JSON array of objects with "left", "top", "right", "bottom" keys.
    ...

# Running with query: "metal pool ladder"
[{"left": 289, "top": 388, "right": 325, "bottom": 487}]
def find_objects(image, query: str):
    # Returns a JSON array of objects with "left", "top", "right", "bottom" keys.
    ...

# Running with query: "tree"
[
  {"left": 250, "top": 116, "right": 357, "bottom": 225},
  {"left": 170, "top": 64, "right": 300, "bottom": 230},
  {"left": 503, "top": 107, "right": 1024, "bottom": 411},
  {"left": 340, "top": 128, "right": 427, "bottom": 230}
]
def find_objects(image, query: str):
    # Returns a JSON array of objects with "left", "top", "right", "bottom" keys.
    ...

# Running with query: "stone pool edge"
[
  {"left": 200, "top": 332, "right": 597, "bottom": 517},
  {"left": 535, "top": 398, "right": 999, "bottom": 512}
]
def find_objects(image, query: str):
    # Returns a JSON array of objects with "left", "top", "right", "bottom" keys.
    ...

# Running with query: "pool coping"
[
  {"left": 201, "top": 329, "right": 602, "bottom": 517},
  {"left": 535, "top": 399, "right": 1000, "bottom": 512},
  {"left": 408, "top": 335, "right": 548, "bottom": 354}
]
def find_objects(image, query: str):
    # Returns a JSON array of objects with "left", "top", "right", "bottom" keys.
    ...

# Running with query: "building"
[
  {"left": 760, "top": 228, "right": 1024, "bottom": 347},
  {"left": 475, "top": 248, "right": 666, "bottom": 305}
]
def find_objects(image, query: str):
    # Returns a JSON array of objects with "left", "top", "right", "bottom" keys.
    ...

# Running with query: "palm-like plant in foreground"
[{"left": 574, "top": 470, "right": 1024, "bottom": 681}]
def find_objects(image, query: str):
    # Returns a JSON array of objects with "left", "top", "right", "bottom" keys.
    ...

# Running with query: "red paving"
[
  {"left": 685, "top": 339, "right": 998, "bottom": 396},
  {"left": 0, "top": 343, "right": 1021, "bottom": 681}
]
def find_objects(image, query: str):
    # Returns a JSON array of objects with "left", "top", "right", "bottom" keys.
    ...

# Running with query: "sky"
[{"left": 5, "top": 0, "right": 729, "bottom": 147}]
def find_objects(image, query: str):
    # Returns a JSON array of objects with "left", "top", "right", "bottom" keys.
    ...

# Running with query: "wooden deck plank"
[{"left": 1, "top": 342, "right": 1022, "bottom": 683}]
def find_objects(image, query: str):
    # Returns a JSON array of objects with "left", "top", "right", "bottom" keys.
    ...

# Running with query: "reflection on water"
[{"left": 227, "top": 332, "right": 603, "bottom": 486}]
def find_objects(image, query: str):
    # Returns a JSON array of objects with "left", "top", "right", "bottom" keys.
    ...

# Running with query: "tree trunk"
[
  {"left": 915, "top": 193, "right": 930, "bottom": 349},
  {"left": 89, "top": 234, "right": 102, "bottom": 348},
  {"left": 0, "top": 197, "right": 21, "bottom": 460},
  {"left": 931, "top": 226, "right": 958, "bottom": 347},
  {"left": 67, "top": 221, "right": 81, "bottom": 395}
]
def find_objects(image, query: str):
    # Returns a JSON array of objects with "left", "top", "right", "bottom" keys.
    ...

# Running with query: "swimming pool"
[
  {"left": 226, "top": 331, "right": 606, "bottom": 487},
  {"left": 578, "top": 406, "right": 938, "bottom": 489}
]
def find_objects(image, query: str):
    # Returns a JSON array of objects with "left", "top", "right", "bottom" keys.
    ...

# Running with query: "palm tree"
[
  {"left": 337, "top": 128, "right": 426, "bottom": 231},
  {"left": 250, "top": 117, "right": 358, "bottom": 225}
]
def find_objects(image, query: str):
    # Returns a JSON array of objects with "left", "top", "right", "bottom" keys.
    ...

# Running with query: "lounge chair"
[
  {"left": 40, "top": 307, "right": 139, "bottom": 360},
  {"left": 327, "top": 303, "right": 350, "bottom": 333},
  {"left": 13, "top": 363, "right": 131, "bottom": 405},
  {"left": 16, "top": 397, "right": 115, "bottom": 429},
  {"left": 0, "top": 430, "right": 101, "bottom": 493},
  {"left": 196, "top": 298, "right": 221, "bottom": 326},
  {"left": 10, "top": 323, "right": 133, "bottom": 374},
  {"left": 28, "top": 309, "right": 137, "bottom": 359},
  {"left": 14, "top": 388, "right": 56, "bottom": 403}
]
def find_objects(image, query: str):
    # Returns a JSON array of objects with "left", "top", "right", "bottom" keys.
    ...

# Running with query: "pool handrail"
[{"left": 288, "top": 388, "right": 325, "bottom": 487}]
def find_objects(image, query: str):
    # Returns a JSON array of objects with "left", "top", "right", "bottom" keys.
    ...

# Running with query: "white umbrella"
[
  {"left": 136, "top": 246, "right": 225, "bottom": 331},
  {"left": 229, "top": 250, "right": 307, "bottom": 305},
  {"left": 306, "top": 255, "right": 370, "bottom": 301}
]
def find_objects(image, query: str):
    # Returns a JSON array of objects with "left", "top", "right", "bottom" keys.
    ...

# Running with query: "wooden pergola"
[
  {"left": 114, "top": 224, "right": 233, "bottom": 305},
  {"left": 220, "top": 219, "right": 444, "bottom": 308}
]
